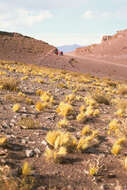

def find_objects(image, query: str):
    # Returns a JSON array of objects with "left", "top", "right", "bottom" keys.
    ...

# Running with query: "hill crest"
[
  {"left": 75, "top": 29, "right": 127, "bottom": 57},
  {"left": 0, "top": 31, "right": 56, "bottom": 64}
]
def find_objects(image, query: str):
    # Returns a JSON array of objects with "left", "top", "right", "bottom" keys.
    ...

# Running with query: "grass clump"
[
  {"left": 44, "top": 130, "right": 77, "bottom": 163},
  {"left": 0, "top": 77, "right": 19, "bottom": 91},
  {"left": 118, "top": 85, "right": 127, "bottom": 95},
  {"left": 77, "top": 130, "right": 98, "bottom": 152},
  {"left": 0, "top": 136, "right": 7, "bottom": 146},
  {"left": 56, "top": 102, "right": 74, "bottom": 118},
  {"left": 108, "top": 119, "right": 120, "bottom": 135},
  {"left": 116, "top": 99, "right": 127, "bottom": 114},
  {"left": 18, "top": 117, "right": 40, "bottom": 129},
  {"left": 44, "top": 146, "right": 67, "bottom": 163},
  {"left": 22, "top": 162, "right": 32, "bottom": 176},
  {"left": 81, "top": 125, "right": 91, "bottom": 136},
  {"left": 12, "top": 103, "right": 21, "bottom": 112},
  {"left": 76, "top": 112, "right": 86, "bottom": 123},
  {"left": 4, "top": 94, "right": 24, "bottom": 103},
  {"left": 125, "top": 157, "right": 127, "bottom": 171},
  {"left": 93, "top": 94, "right": 110, "bottom": 105},
  {"left": 57, "top": 118, "right": 69, "bottom": 128},
  {"left": 111, "top": 143, "right": 121, "bottom": 156},
  {"left": 0, "top": 164, "right": 35, "bottom": 190},
  {"left": 35, "top": 101, "right": 48, "bottom": 112}
]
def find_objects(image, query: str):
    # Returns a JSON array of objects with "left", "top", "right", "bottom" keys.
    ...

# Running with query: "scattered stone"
[
  {"left": 13, "top": 115, "right": 18, "bottom": 119},
  {"left": 100, "top": 184, "right": 109, "bottom": 190},
  {"left": 34, "top": 148, "right": 41, "bottom": 157},
  {"left": 55, "top": 88, "right": 59, "bottom": 93},
  {"left": 25, "top": 136, "right": 29, "bottom": 140},
  {"left": 2, "top": 121, "right": 8, "bottom": 128},
  {"left": 0, "top": 149, "right": 7, "bottom": 156},
  {"left": 9, "top": 122, "right": 15, "bottom": 127},
  {"left": 41, "top": 140, "right": 47, "bottom": 146},
  {"left": 10, "top": 119, "right": 16, "bottom": 123},
  {"left": 29, "top": 141, "right": 35, "bottom": 144},
  {"left": 107, "top": 173, "right": 116, "bottom": 178},
  {"left": 21, "top": 139, "right": 27, "bottom": 144},
  {"left": 22, "top": 107, "right": 27, "bottom": 112},
  {"left": 7, "top": 134, "right": 16, "bottom": 139},
  {"left": 25, "top": 149, "right": 35, "bottom": 157}
]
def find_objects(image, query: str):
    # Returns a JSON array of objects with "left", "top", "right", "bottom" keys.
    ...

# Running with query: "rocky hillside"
[
  {"left": 75, "top": 29, "right": 127, "bottom": 57},
  {"left": 0, "top": 31, "right": 56, "bottom": 64}
]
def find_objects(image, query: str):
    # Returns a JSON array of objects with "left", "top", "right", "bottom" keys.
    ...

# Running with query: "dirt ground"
[{"left": 0, "top": 60, "right": 127, "bottom": 190}]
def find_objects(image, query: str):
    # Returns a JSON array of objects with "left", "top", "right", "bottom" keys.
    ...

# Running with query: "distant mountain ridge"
[{"left": 57, "top": 44, "right": 82, "bottom": 53}]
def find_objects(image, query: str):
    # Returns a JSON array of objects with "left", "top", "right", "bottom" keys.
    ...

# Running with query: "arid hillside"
[
  {"left": 0, "top": 60, "right": 127, "bottom": 190},
  {"left": 75, "top": 29, "right": 127, "bottom": 64},
  {"left": 0, "top": 30, "right": 127, "bottom": 190},
  {"left": 0, "top": 31, "right": 56, "bottom": 64}
]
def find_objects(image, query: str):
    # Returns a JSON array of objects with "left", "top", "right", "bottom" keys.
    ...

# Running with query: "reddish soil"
[{"left": 0, "top": 31, "right": 127, "bottom": 81}]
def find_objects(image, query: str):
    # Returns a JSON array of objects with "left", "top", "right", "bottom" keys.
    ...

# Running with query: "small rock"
[
  {"left": 60, "top": 92, "right": 65, "bottom": 95},
  {"left": 41, "top": 140, "right": 47, "bottom": 145},
  {"left": 25, "top": 137, "right": 29, "bottom": 140},
  {"left": 21, "top": 139, "right": 27, "bottom": 144},
  {"left": 0, "top": 149, "right": 8, "bottom": 156},
  {"left": 22, "top": 107, "right": 27, "bottom": 112},
  {"left": 34, "top": 148, "right": 41, "bottom": 157},
  {"left": 100, "top": 184, "right": 109, "bottom": 190},
  {"left": 107, "top": 173, "right": 116, "bottom": 178},
  {"left": 9, "top": 123, "right": 15, "bottom": 127},
  {"left": 25, "top": 149, "right": 35, "bottom": 157},
  {"left": 29, "top": 141, "right": 35, "bottom": 144},
  {"left": 55, "top": 88, "right": 59, "bottom": 93},
  {"left": 13, "top": 115, "right": 18, "bottom": 119},
  {"left": 10, "top": 119, "right": 16, "bottom": 123},
  {"left": 2, "top": 121, "right": 8, "bottom": 128},
  {"left": 76, "top": 131, "right": 80, "bottom": 137}
]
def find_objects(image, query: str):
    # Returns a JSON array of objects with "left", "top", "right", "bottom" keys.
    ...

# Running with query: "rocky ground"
[{"left": 0, "top": 60, "right": 127, "bottom": 190}]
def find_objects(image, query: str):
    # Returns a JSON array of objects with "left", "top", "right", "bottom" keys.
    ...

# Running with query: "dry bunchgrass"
[
  {"left": 0, "top": 163, "right": 35, "bottom": 190},
  {"left": 4, "top": 94, "right": 24, "bottom": 103},
  {"left": 18, "top": 117, "right": 40, "bottom": 129},
  {"left": 0, "top": 175, "right": 35, "bottom": 190},
  {"left": 4, "top": 93, "right": 34, "bottom": 105},
  {"left": 117, "top": 99, "right": 127, "bottom": 111},
  {"left": 118, "top": 85, "right": 127, "bottom": 95},
  {"left": 0, "top": 77, "right": 19, "bottom": 91},
  {"left": 93, "top": 93, "right": 110, "bottom": 105}
]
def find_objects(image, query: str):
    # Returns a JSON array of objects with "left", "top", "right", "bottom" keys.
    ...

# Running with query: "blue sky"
[{"left": 0, "top": 0, "right": 127, "bottom": 46}]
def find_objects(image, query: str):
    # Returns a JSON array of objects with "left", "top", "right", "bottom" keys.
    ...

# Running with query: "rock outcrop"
[{"left": 75, "top": 29, "right": 127, "bottom": 57}]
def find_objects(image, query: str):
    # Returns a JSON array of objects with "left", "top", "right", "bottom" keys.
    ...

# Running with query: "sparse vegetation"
[
  {"left": 12, "top": 103, "right": 21, "bottom": 112},
  {"left": 18, "top": 117, "right": 40, "bottom": 129},
  {"left": 0, "top": 59, "right": 127, "bottom": 189},
  {"left": 0, "top": 77, "right": 19, "bottom": 91}
]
